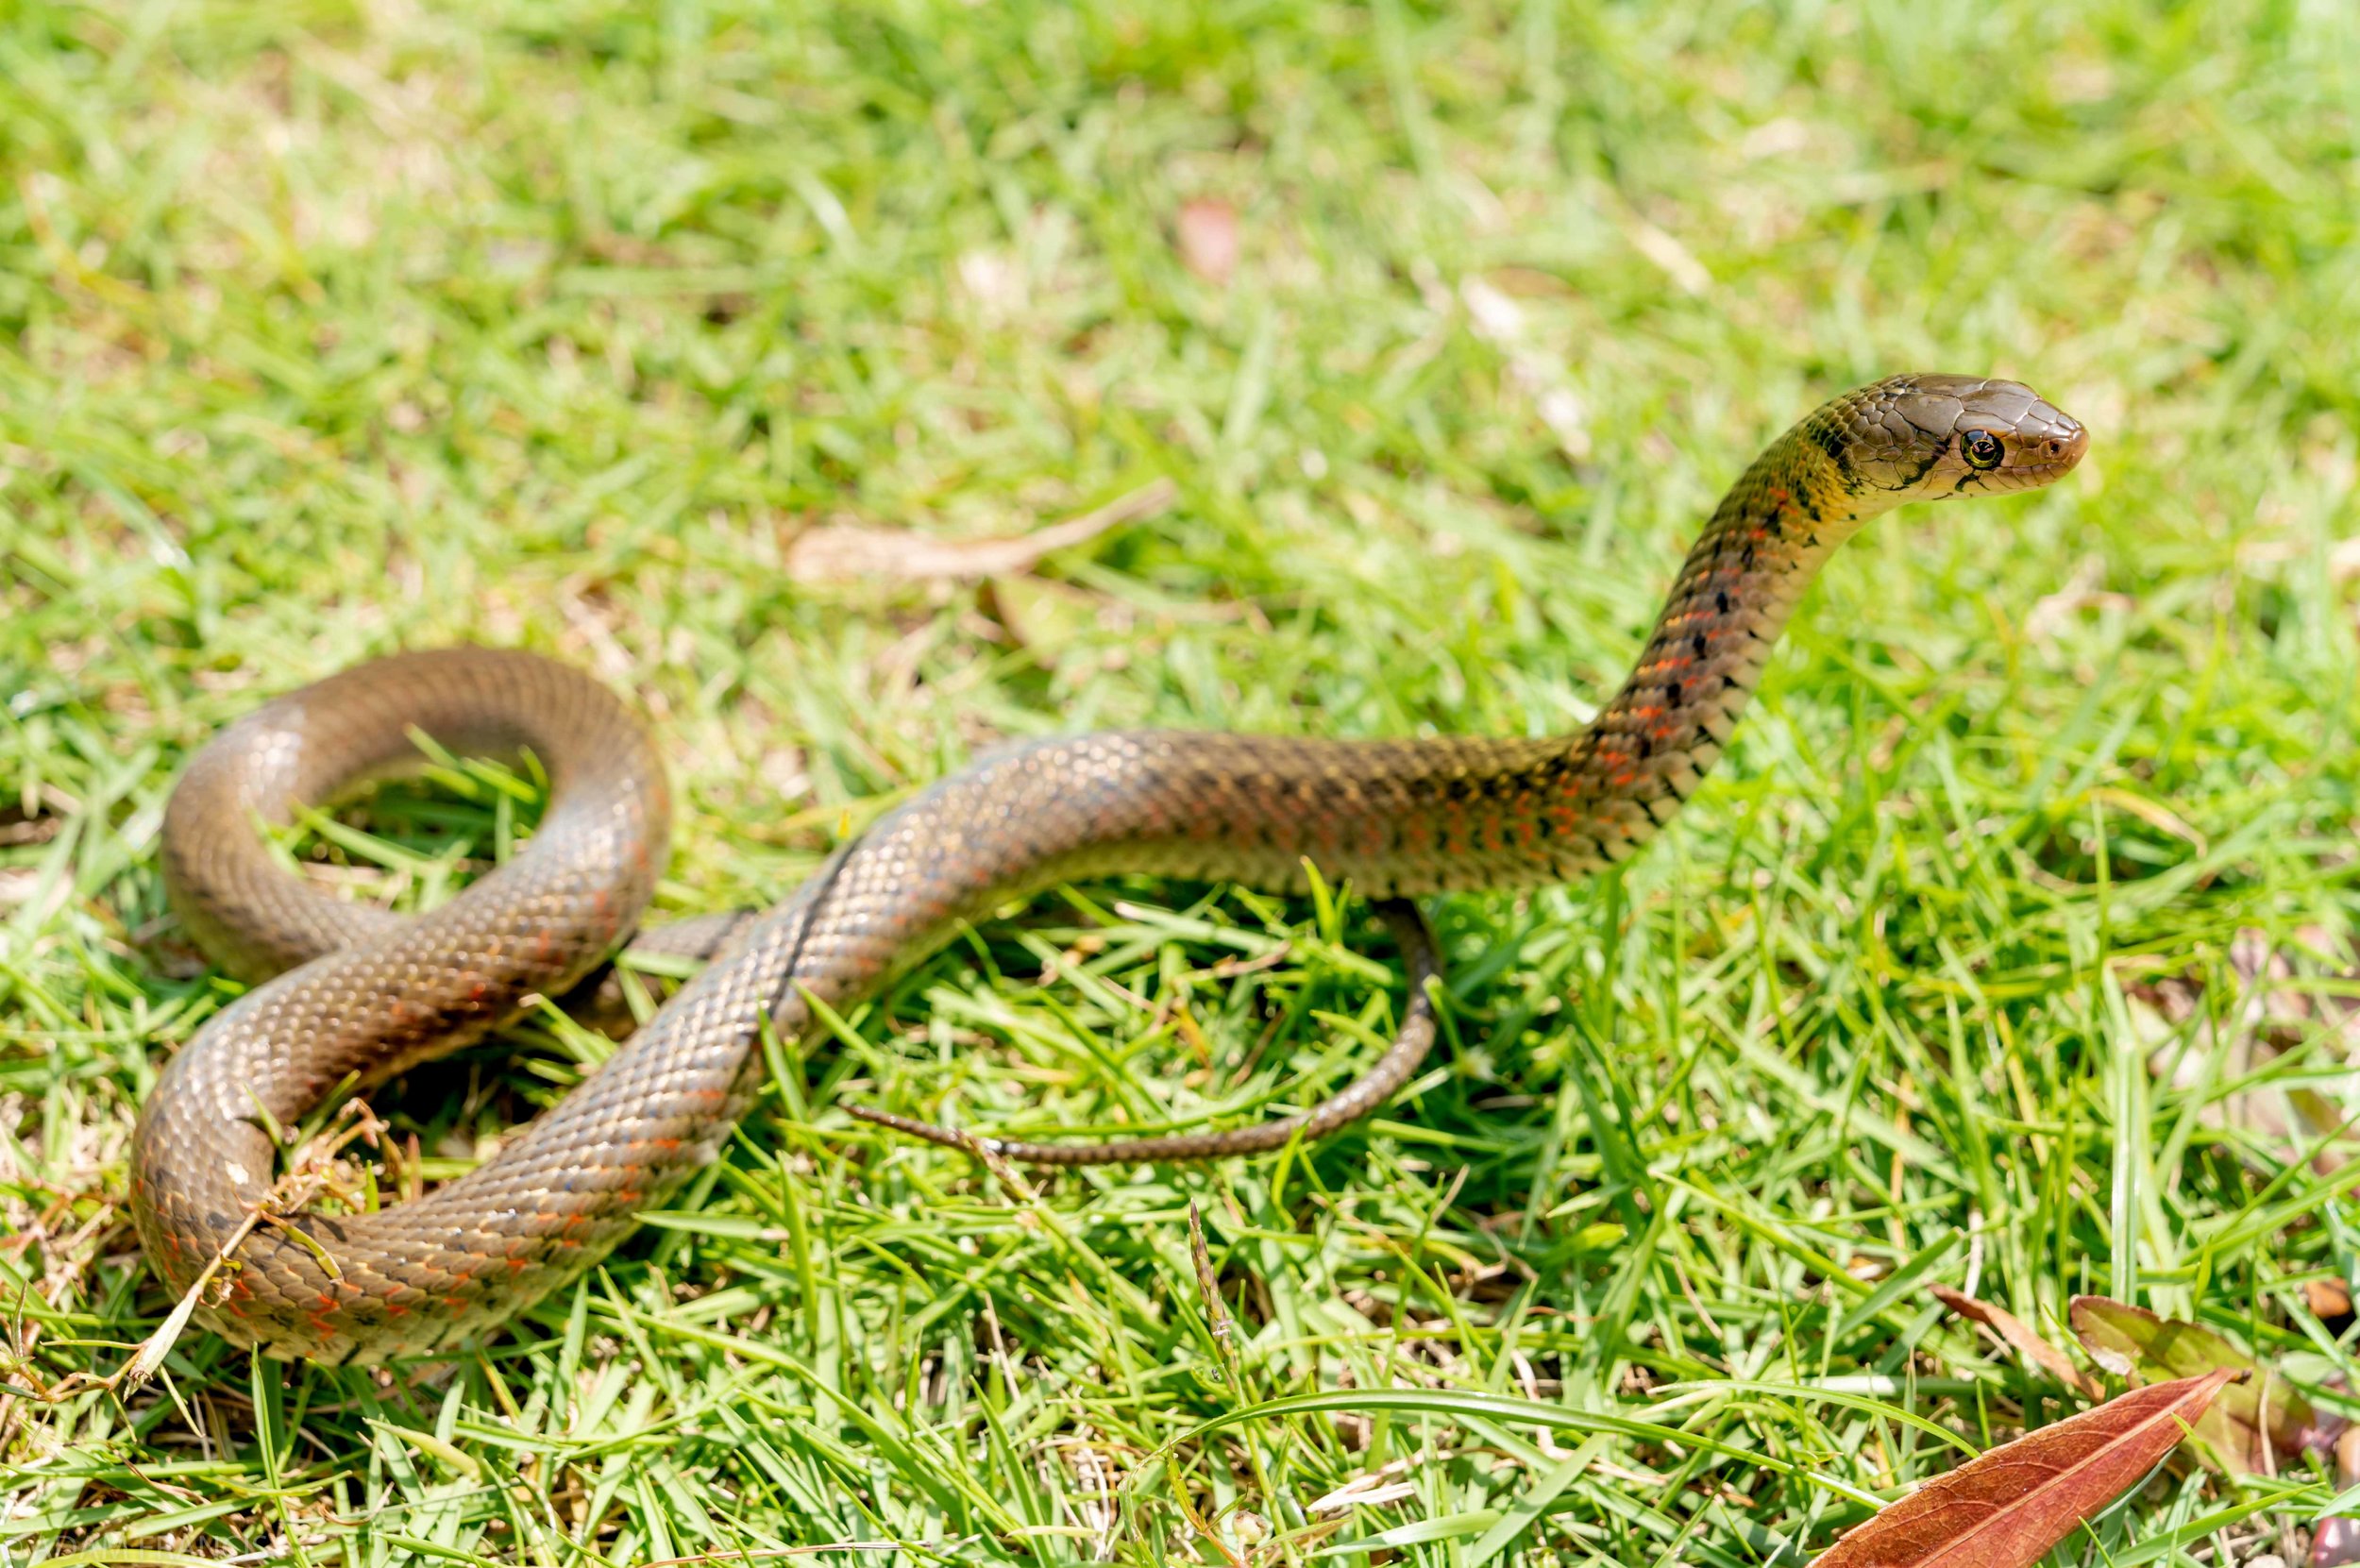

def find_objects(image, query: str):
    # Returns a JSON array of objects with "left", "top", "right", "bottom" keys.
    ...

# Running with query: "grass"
[{"left": 4, "top": 0, "right": 2360, "bottom": 1560}]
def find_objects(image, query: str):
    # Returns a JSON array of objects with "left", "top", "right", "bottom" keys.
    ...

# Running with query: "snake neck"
[{"left": 1544, "top": 423, "right": 1891, "bottom": 866}]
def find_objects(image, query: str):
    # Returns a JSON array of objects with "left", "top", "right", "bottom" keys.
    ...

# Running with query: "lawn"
[{"left": 5, "top": 0, "right": 2360, "bottom": 1561}]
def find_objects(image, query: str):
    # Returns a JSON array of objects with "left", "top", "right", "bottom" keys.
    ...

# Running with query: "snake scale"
[{"left": 129, "top": 374, "right": 2087, "bottom": 1361}]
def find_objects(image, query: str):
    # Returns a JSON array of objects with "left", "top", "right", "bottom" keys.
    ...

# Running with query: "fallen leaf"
[
  {"left": 2069, "top": 1295, "right": 2341, "bottom": 1470},
  {"left": 1930, "top": 1286, "right": 2104, "bottom": 1400},
  {"left": 1812, "top": 1369, "right": 2240, "bottom": 1567},
  {"left": 784, "top": 480, "right": 1175, "bottom": 583},
  {"left": 1175, "top": 198, "right": 1239, "bottom": 286}
]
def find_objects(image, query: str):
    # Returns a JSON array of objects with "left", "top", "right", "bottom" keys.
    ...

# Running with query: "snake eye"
[{"left": 1960, "top": 428, "right": 2004, "bottom": 470}]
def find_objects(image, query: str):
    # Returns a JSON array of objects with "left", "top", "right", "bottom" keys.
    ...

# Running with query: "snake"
[{"left": 128, "top": 374, "right": 2087, "bottom": 1362}]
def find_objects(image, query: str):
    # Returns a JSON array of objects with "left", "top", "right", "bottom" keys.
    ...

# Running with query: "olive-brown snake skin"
[{"left": 130, "top": 374, "right": 2088, "bottom": 1361}]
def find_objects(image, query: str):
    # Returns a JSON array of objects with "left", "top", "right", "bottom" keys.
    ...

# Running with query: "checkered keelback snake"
[{"left": 130, "top": 374, "right": 2087, "bottom": 1360}]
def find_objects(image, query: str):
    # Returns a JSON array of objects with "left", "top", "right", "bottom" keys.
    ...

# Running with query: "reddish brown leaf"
[
  {"left": 1175, "top": 198, "right": 1239, "bottom": 285},
  {"left": 1930, "top": 1286, "right": 2104, "bottom": 1400},
  {"left": 2068, "top": 1295, "right": 2340, "bottom": 1470},
  {"left": 1813, "top": 1369, "right": 2240, "bottom": 1567}
]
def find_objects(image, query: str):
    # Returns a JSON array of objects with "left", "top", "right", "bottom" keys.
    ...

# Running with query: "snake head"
[{"left": 1836, "top": 374, "right": 2089, "bottom": 500}]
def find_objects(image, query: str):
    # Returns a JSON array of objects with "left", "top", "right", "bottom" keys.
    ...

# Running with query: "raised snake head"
[{"left": 1828, "top": 373, "right": 2089, "bottom": 502}]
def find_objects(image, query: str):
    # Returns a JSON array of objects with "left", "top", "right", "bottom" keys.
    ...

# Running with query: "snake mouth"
[
  {"left": 2007, "top": 416, "right": 2090, "bottom": 487},
  {"left": 2035, "top": 419, "right": 2091, "bottom": 473}
]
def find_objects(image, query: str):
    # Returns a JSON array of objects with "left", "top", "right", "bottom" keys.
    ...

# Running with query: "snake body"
[{"left": 130, "top": 375, "right": 2087, "bottom": 1361}]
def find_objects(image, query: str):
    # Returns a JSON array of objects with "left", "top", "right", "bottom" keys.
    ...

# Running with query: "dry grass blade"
[
  {"left": 1812, "top": 1369, "right": 2242, "bottom": 1567},
  {"left": 1188, "top": 1200, "right": 1239, "bottom": 1384},
  {"left": 1930, "top": 1285, "right": 2104, "bottom": 1400},
  {"left": 784, "top": 479, "right": 1176, "bottom": 582}
]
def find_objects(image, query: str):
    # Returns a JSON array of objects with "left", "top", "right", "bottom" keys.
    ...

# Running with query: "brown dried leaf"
[
  {"left": 1175, "top": 198, "right": 1239, "bottom": 285},
  {"left": 784, "top": 480, "right": 1175, "bottom": 584},
  {"left": 1930, "top": 1286, "right": 2104, "bottom": 1400},
  {"left": 2068, "top": 1295, "right": 2341, "bottom": 1471},
  {"left": 1812, "top": 1369, "right": 2240, "bottom": 1568}
]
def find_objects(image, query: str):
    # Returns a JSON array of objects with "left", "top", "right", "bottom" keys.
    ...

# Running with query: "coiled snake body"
[{"left": 131, "top": 375, "right": 2087, "bottom": 1361}]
